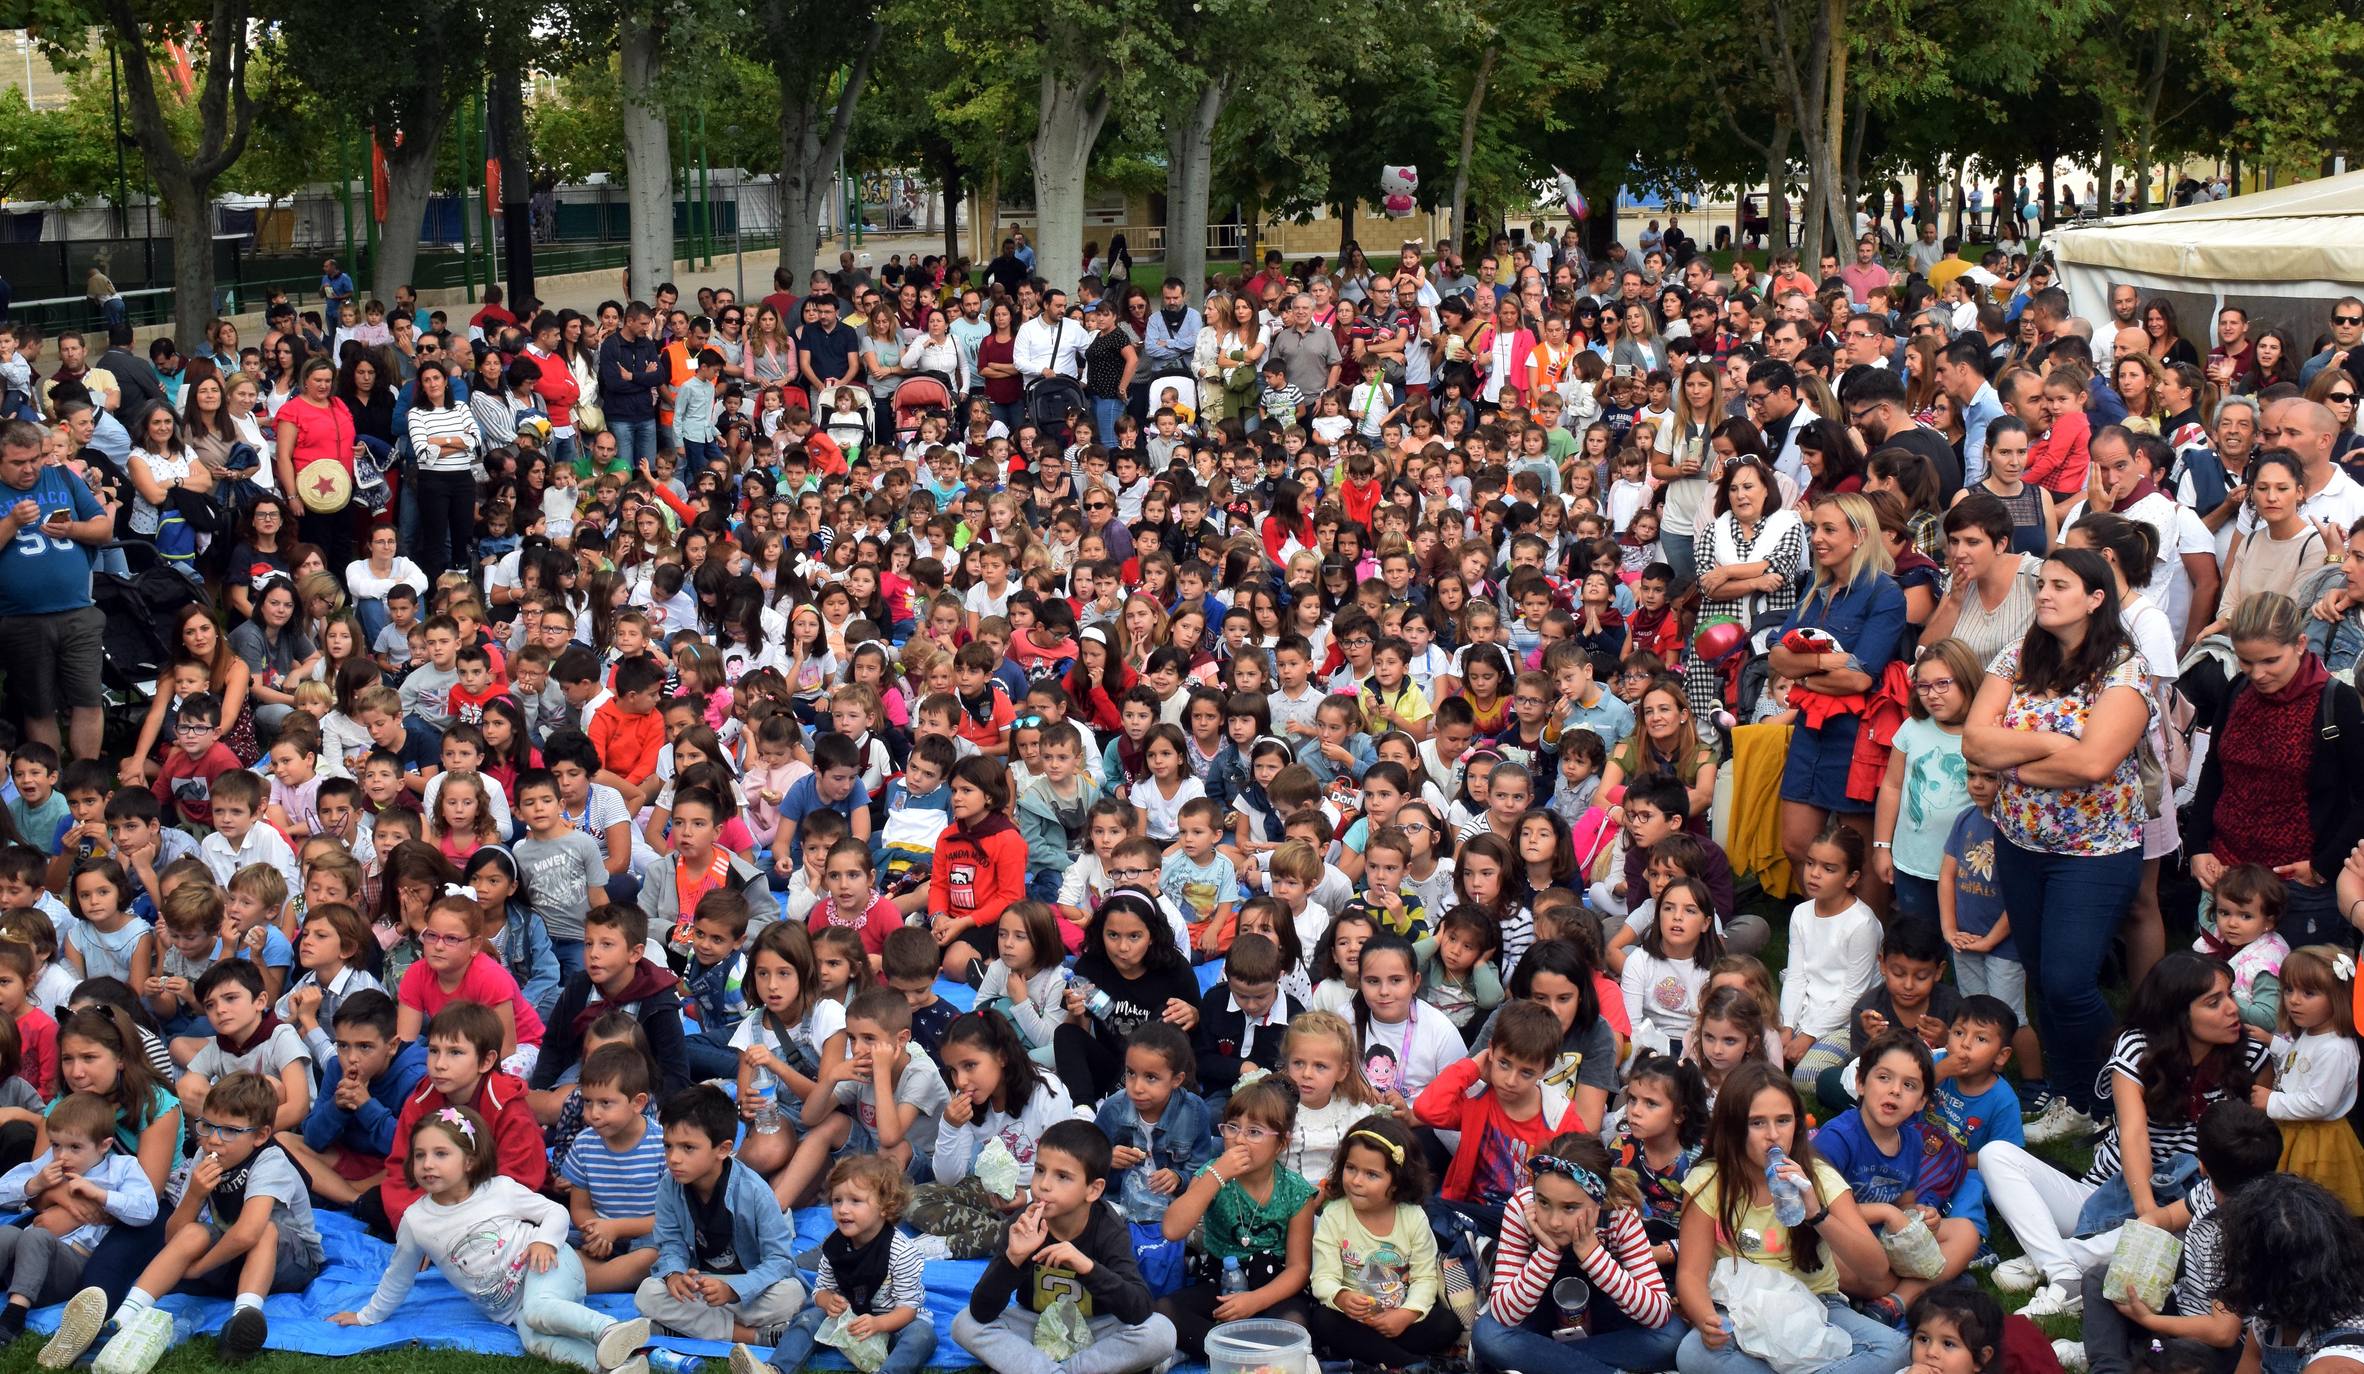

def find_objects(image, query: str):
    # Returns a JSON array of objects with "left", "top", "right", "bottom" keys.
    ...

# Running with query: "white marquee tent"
[{"left": 2053, "top": 172, "right": 2364, "bottom": 341}]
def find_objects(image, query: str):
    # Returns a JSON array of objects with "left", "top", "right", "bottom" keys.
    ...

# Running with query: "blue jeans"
[
  {"left": 1091, "top": 396, "right": 1124, "bottom": 441},
  {"left": 681, "top": 438, "right": 721, "bottom": 468},
  {"left": 1475, "top": 1310, "right": 1688, "bottom": 1374},
  {"left": 765, "top": 1303, "right": 937, "bottom": 1374},
  {"left": 610, "top": 418, "right": 660, "bottom": 467},
  {"left": 550, "top": 937, "right": 584, "bottom": 983},
  {"left": 2281, "top": 875, "right": 2350, "bottom": 949},
  {"left": 1662, "top": 530, "right": 1697, "bottom": 588},
  {"left": 1993, "top": 836, "right": 2143, "bottom": 1114},
  {"left": 1676, "top": 1295, "right": 1908, "bottom": 1374},
  {"left": 1891, "top": 871, "right": 1939, "bottom": 923},
  {"left": 683, "top": 1027, "right": 740, "bottom": 1082}
]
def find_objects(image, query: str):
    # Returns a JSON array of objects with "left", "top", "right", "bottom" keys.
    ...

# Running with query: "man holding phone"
[{"left": 0, "top": 419, "right": 114, "bottom": 761}]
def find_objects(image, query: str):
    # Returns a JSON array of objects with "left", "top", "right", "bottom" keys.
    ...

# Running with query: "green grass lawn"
[{"left": 0, "top": 1340, "right": 591, "bottom": 1374}]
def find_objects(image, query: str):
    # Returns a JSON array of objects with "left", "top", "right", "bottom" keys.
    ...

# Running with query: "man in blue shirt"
[
  {"left": 320, "top": 257, "right": 355, "bottom": 328},
  {"left": 596, "top": 303, "right": 666, "bottom": 467},
  {"left": 1940, "top": 338, "right": 2006, "bottom": 487},
  {"left": 0, "top": 420, "right": 114, "bottom": 760}
]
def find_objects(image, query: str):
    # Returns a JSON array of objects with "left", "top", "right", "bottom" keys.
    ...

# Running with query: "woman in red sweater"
[{"left": 927, "top": 755, "right": 1029, "bottom": 977}]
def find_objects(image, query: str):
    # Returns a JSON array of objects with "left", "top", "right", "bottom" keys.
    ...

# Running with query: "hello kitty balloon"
[{"left": 1380, "top": 165, "right": 1419, "bottom": 218}]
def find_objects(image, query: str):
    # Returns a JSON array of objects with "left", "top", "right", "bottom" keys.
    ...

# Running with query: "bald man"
[{"left": 2248, "top": 398, "right": 2364, "bottom": 541}]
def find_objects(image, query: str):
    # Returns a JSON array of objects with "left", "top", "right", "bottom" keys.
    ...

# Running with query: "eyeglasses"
[
  {"left": 176, "top": 721, "right": 218, "bottom": 734},
  {"left": 2337, "top": 315, "right": 2363, "bottom": 327},
  {"left": 1085, "top": 502, "right": 1112, "bottom": 512},
  {"left": 194, "top": 1117, "right": 260, "bottom": 1141},
  {"left": 1109, "top": 865, "right": 1156, "bottom": 880},
  {"left": 1913, "top": 678, "right": 1958, "bottom": 694},
  {"left": 1218, "top": 1122, "right": 1278, "bottom": 1143},
  {"left": 419, "top": 930, "right": 471, "bottom": 948}
]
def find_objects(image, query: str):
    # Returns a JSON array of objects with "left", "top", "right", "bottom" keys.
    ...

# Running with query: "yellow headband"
[{"left": 1347, "top": 1129, "right": 1405, "bottom": 1166}]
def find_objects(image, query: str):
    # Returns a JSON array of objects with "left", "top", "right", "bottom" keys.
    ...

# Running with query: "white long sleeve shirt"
[
  {"left": 1778, "top": 898, "right": 1882, "bottom": 1041},
  {"left": 1013, "top": 315, "right": 1085, "bottom": 380},
  {"left": 357, "top": 1177, "right": 572, "bottom": 1325},
  {"left": 2268, "top": 1030, "right": 2360, "bottom": 1122}
]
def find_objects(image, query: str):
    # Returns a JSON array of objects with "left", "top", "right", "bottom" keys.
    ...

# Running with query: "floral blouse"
[{"left": 1987, "top": 643, "right": 2153, "bottom": 858}]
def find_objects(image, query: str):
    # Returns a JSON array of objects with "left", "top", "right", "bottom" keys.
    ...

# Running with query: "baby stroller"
[
  {"left": 1144, "top": 374, "right": 1199, "bottom": 424},
  {"left": 1027, "top": 373, "right": 1087, "bottom": 442},
  {"left": 891, "top": 375, "right": 953, "bottom": 446},
  {"left": 91, "top": 542, "right": 212, "bottom": 755}
]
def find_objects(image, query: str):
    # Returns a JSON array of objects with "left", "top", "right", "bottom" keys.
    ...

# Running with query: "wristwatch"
[{"left": 1871, "top": 840, "right": 1893, "bottom": 851}]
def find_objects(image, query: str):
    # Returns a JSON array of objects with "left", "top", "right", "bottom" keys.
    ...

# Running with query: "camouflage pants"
[{"left": 906, "top": 1177, "right": 1007, "bottom": 1259}]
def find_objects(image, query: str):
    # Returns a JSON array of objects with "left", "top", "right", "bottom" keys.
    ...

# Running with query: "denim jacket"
[
  {"left": 492, "top": 900, "right": 562, "bottom": 1021},
  {"left": 1203, "top": 743, "right": 1254, "bottom": 811},
  {"left": 652, "top": 1156, "right": 802, "bottom": 1300},
  {"left": 1093, "top": 1085, "right": 1216, "bottom": 1209},
  {"left": 1295, "top": 730, "right": 1377, "bottom": 786}
]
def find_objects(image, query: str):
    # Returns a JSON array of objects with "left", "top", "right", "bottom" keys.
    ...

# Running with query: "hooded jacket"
[
  {"left": 927, "top": 812, "right": 1028, "bottom": 932},
  {"left": 1015, "top": 773, "right": 1103, "bottom": 879},
  {"left": 379, "top": 1069, "right": 546, "bottom": 1228}
]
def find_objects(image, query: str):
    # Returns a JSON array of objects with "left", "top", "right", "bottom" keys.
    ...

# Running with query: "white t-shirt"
[
  {"left": 1358, "top": 1003, "right": 1469, "bottom": 1100},
  {"left": 1134, "top": 776, "right": 1206, "bottom": 841}
]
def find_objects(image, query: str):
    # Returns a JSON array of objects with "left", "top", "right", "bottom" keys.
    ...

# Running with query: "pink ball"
[{"left": 1693, "top": 617, "right": 1746, "bottom": 663}]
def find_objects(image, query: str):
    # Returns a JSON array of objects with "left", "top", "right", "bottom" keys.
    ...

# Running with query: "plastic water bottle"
[
  {"left": 1120, "top": 1122, "right": 1166, "bottom": 1222},
  {"left": 1766, "top": 1146, "right": 1808, "bottom": 1227},
  {"left": 750, "top": 1067, "right": 783, "bottom": 1135},
  {"left": 646, "top": 1350, "right": 705, "bottom": 1374},
  {"left": 1220, "top": 1255, "right": 1247, "bottom": 1299}
]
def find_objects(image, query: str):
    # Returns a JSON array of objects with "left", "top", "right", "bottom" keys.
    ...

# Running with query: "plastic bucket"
[{"left": 1205, "top": 1317, "right": 1314, "bottom": 1374}]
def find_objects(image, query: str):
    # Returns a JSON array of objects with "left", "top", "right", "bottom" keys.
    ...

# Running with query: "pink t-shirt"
[
  {"left": 807, "top": 893, "right": 903, "bottom": 957},
  {"left": 399, "top": 952, "right": 548, "bottom": 1046}
]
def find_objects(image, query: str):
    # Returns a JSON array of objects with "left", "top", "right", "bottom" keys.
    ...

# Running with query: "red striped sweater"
[{"left": 1485, "top": 1188, "right": 1671, "bottom": 1328}]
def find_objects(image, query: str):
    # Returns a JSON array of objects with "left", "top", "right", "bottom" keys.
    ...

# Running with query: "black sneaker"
[
  {"left": 0, "top": 1303, "right": 26, "bottom": 1340},
  {"left": 218, "top": 1306, "right": 267, "bottom": 1364}
]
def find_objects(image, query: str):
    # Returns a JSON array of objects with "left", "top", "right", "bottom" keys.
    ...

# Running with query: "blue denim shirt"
[
  {"left": 652, "top": 1156, "right": 801, "bottom": 1299},
  {"left": 1093, "top": 1085, "right": 1216, "bottom": 1216},
  {"left": 1295, "top": 730, "right": 1377, "bottom": 786}
]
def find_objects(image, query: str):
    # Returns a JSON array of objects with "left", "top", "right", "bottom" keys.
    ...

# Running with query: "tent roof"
[{"left": 2052, "top": 170, "right": 2364, "bottom": 282}]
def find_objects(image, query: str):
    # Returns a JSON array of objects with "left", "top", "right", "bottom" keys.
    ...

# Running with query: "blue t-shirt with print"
[
  {"left": 1812, "top": 1106, "right": 1965, "bottom": 1211},
  {"left": 0, "top": 465, "right": 102, "bottom": 616},
  {"left": 1944, "top": 808, "right": 2017, "bottom": 961},
  {"left": 1933, "top": 1070, "right": 2023, "bottom": 1236}
]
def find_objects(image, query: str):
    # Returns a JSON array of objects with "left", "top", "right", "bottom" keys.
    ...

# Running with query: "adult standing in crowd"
[
  {"left": 0, "top": 419, "right": 114, "bottom": 760},
  {"left": 1963, "top": 545, "right": 2153, "bottom": 1142}
]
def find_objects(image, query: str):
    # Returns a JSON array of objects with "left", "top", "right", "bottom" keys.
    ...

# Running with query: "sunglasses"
[{"left": 2338, "top": 315, "right": 2364, "bottom": 327}]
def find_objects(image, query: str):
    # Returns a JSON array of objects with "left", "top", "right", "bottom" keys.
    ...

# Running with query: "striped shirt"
[
  {"left": 814, "top": 1230, "right": 931, "bottom": 1317},
  {"left": 1485, "top": 1187, "right": 1669, "bottom": 1328},
  {"left": 558, "top": 1121, "right": 667, "bottom": 1227},
  {"left": 406, "top": 403, "right": 482, "bottom": 473}
]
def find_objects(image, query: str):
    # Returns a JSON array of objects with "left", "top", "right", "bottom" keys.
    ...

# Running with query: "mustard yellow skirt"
[{"left": 2279, "top": 1118, "right": 2364, "bottom": 1215}]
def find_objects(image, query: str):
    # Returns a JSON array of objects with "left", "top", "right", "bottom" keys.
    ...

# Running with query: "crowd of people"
[{"left": 0, "top": 212, "right": 2359, "bottom": 1374}]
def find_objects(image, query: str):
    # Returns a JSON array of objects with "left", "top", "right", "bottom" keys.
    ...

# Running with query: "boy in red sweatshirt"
[
  {"left": 926, "top": 756, "right": 1028, "bottom": 978},
  {"left": 355, "top": 1000, "right": 546, "bottom": 1237},
  {"left": 1412, "top": 1000, "right": 1590, "bottom": 1225}
]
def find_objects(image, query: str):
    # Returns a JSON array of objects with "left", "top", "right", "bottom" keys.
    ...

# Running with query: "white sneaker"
[
  {"left": 38, "top": 1287, "right": 110, "bottom": 1369},
  {"left": 2024, "top": 1098, "right": 2099, "bottom": 1145},
  {"left": 1993, "top": 1255, "right": 2044, "bottom": 1293},
  {"left": 2054, "top": 1340, "right": 2090, "bottom": 1371},
  {"left": 729, "top": 1344, "right": 776, "bottom": 1374},
  {"left": 596, "top": 1317, "right": 651, "bottom": 1372},
  {"left": 2021, "top": 1281, "right": 2083, "bottom": 1319}
]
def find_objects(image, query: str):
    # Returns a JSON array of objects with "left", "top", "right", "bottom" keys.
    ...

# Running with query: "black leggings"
[
  {"left": 412, "top": 468, "right": 477, "bottom": 578},
  {"left": 1052, "top": 1022, "right": 1122, "bottom": 1108},
  {"left": 1158, "top": 1284, "right": 1313, "bottom": 1359},
  {"left": 1308, "top": 1300, "right": 1462, "bottom": 1366}
]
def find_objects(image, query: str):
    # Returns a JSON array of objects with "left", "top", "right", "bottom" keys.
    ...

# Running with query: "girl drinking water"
[{"left": 1673, "top": 1063, "right": 1907, "bottom": 1374}]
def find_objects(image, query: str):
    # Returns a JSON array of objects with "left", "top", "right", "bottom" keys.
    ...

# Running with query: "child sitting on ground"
[
  {"left": 561, "top": 1043, "right": 669, "bottom": 1294},
  {"left": 46, "top": 1072, "right": 324, "bottom": 1369},
  {"left": 951, "top": 1118, "right": 1178, "bottom": 1374},
  {"left": 279, "top": 989, "right": 424, "bottom": 1206},
  {"left": 530, "top": 903, "right": 691, "bottom": 1122},
  {"left": 633, "top": 1085, "right": 807, "bottom": 1344},
  {"left": 733, "top": 1155, "right": 935, "bottom": 1374},
  {"left": 772, "top": 987, "right": 947, "bottom": 1208}
]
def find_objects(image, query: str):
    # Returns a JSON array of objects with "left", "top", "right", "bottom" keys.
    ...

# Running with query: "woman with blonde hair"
[
  {"left": 1768, "top": 492, "right": 1909, "bottom": 900},
  {"left": 2113, "top": 351, "right": 2168, "bottom": 433}
]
